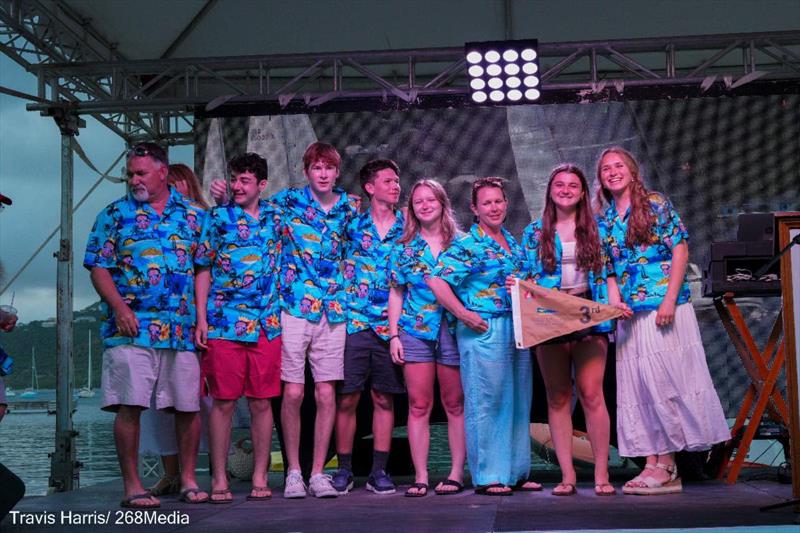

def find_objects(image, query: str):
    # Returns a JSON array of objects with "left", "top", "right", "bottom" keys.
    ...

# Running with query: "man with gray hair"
[{"left": 84, "top": 142, "right": 208, "bottom": 508}]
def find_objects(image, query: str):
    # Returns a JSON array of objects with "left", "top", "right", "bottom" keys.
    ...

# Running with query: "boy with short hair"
[{"left": 195, "top": 153, "right": 282, "bottom": 503}]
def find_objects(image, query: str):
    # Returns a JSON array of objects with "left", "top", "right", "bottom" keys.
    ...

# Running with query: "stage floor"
[{"left": 3, "top": 471, "right": 798, "bottom": 532}]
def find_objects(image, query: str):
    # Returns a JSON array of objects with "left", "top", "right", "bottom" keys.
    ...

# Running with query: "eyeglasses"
[{"left": 127, "top": 143, "right": 168, "bottom": 165}]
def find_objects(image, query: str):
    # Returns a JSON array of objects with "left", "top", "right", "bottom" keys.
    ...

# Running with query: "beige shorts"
[
  {"left": 101, "top": 344, "right": 201, "bottom": 413},
  {"left": 280, "top": 311, "right": 346, "bottom": 383}
]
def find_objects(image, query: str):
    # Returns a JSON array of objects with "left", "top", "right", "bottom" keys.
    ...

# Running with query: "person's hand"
[
  {"left": 655, "top": 299, "right": 676, "bottom": 327},
  {"left": 505, "top": 275, "right": 518, "bottom": 293},
  {"left": 112, "top": 302, "right": 139, "bottom": 337},
  {"left": 209, "top": 179, "right": 229, "bottom": 205},
  {"left": 195, "top": 319, "right": 209, "bottom": 350},
  {"left": 614, "top": 302, "right": 634, "bottom": 319},
  {"left": 461, "top": 310, "right": 488, "bottom": 334},
  {"left": 389, "top": 336, "right": 404, "bottom": 365}
]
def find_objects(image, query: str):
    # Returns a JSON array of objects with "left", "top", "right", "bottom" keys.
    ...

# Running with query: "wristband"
[{"left": 389, "top": 334, "right": 400, "bottom": 341}]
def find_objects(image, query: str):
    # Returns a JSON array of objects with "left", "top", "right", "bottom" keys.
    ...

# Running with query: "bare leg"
[
  {"left": 536, "top": 343, "right": 577, "bottom": 488},
  {"left": 208, "top": 399, "right": 235, "bottom": 499},
  {"left": 248, "top": 397, "right": 274, "bottom": 498},
  {"left": 311, "top": 381, "right": 336, "bottom": 475},
  {"left": 436, "top": 362, "right": 465, "bottom": 488},
  {"left": 175, "top": 410, "right": 207, "bottom": 501},
  {"left": 335, "top": 391, "right": 361, "bottom": 455},
  {"left": 572, "top": 336, "right": 613, "bottom": 492},
  {"left": 281, "top": 382, "right": 305, "bottom": 472},
  {"left": 371, "top": 390, "right": 395, "bottom": 453},
  {"left": 115, "top": 406, "right": 159, "bottom": 506},
  {"left": 403, "top": 362, "right": 435, "bottom": 492}
]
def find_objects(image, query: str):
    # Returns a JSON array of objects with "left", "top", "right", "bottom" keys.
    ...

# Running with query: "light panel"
[{"left": 465, "top": 39, "right": 541, "bottom": 105}]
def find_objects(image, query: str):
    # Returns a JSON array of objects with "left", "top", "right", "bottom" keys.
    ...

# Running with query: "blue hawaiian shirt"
[
  {"left": 432, "top": 224, "right": 527, "bottom": 319},
  {"left": 344, "top": 209, "right": 404, "bottom": 339},
  {"left": 84, "top": 187, "right": 205, "bottom": 350},
  {"left": 271, "top": 186, "right": 359, "bottom": 323},
  {"left": 389, "top": 234, "right": 456, "bottom": 341},
  {"left": 521, "top": 218, "right": 613, "bottom": 333},
  {"left": 599, "top": 193, "right": 691, "bottom": 312},
  {"left": 194, "top": 200, "right": 282, "bottom": 342}
]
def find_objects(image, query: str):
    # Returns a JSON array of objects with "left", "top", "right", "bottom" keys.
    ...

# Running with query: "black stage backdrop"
[{"left": 194, "top": 94, "right": 800, "bottom": 416}]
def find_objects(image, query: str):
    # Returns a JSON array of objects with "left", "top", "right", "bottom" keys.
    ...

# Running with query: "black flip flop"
[
  {"left": 404, "top": 482, "right": 429, "bottom": 497},
  {"left": 474, "top": 483, "right": 513, "bottom": 496},
  {"left": 435, "top": 479, "right": 464, "bottom": 495}
]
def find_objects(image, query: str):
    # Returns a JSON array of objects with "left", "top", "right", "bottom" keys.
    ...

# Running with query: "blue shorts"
[{"left": 400, "top": 321, "right": 460, "bottom": 366}]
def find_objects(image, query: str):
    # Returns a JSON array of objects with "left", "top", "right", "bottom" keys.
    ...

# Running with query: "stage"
[{"left": 3, "top": 470, "right": 797, "bottom": 532}]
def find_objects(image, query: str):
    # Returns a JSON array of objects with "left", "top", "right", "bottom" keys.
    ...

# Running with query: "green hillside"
[{"left": 1, "top": 301, "right": 104, "bottom": 390}]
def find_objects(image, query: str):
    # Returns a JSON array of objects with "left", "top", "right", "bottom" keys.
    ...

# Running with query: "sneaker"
[
  {"left": 308, "top": 473, "right": 339, "bottom": 498},
  {"left": 331, "top": 468, "right": 355, "bottom": 494},
  {"left": 283, "top": 470, "right": 307, "bottom": 499},
  {"left": 366, "top": 470, "right": 396, "bottom": 495}
]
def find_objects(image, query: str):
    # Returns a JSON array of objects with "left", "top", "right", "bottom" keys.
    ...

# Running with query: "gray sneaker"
[
  {"left": 283, "top": 470, "right": 307, "bottom": 499},
  {"left": 308, "top": 473, "right": 339, "bottom": 498}
]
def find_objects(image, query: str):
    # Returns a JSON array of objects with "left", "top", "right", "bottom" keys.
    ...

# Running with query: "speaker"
[{"left": 736, "top": 213, "right": 775, "bottom": 242}]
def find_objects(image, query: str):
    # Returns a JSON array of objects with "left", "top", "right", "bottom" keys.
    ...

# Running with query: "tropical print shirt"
[
  {"left": 521, "top": 218, "right": 613, "bottom": 333},
  {"left": 432, "top": 224, "right": 527, "bottom": 319},
  {"left": 194, "top": 200, "right": 282, "bottom": 341},
  {"left": 84, "top": 187, "right": 205, "bottom": 350},
  {"left": 599, "top": 192, "right": 691, "bottom": 312},
  {"left": 344, "top": 209, "right": 404, "bottom": 339},
  {"left": 271, "top": 186, "right": 359, "bottom": 323},
  {"left": 389, "top": 234, "right": 455, "bottom": 341}
]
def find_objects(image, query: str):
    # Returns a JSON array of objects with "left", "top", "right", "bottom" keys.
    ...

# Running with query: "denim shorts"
[{"left": 400, "top": 321, "right": 460, "bottom": 366}]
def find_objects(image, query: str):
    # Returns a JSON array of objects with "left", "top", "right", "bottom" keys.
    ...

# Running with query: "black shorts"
[{"left": 339, "top": 329, "right": 405, "bottom": 394}]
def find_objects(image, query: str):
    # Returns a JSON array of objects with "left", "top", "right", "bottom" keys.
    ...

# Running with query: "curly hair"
[{"left": 595, "top": 146, "right": 655, "bottom": 247}]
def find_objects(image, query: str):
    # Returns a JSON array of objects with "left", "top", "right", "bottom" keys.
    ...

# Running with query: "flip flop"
[
  {"left": 404, "top": 482, "right": 429, "bottom": 497},
  {"left": 474, "top": 483, "right": 513, "bottom": 496},
  {"left": 121, "top": 492, "right": 160, "bottom": 509},
  {"left": 148, "top": 474, "right": 180, "bottom": 496},
  {"left": 247, "top": 486, "right": 272, "bottom": 501},
  {"left": 434, "top": 479, "right": 464, "bottom": 495},
  {"left": 513, "top": 479, "right": 543, "bottom": 492},
  {"left": 552, "top": 483, "right": 577, "bottom": 496},
  {"left": 594, "top": 483, "right": 617, "bottom": 496},
  {"left": 179, "top": 487, "right": 209, "bottom": 504},
  {"left": 209, "top": 488, "right": 234, "bottom": 504}
]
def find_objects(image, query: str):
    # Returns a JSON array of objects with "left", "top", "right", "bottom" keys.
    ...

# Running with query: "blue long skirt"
[{"left": 457, "top": 314, "right": 532, "bottom": 487}]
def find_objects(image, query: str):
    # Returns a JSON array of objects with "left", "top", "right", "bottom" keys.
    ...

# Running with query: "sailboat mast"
[{"left": 87, "top": 329, "right": 92, "bottom": 390}]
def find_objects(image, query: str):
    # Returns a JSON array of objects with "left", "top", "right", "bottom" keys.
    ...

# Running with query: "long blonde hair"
[{"left": 399, "top": 179, "right": 459, "bottom": 249}]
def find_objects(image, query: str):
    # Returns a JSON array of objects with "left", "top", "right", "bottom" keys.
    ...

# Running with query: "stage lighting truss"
[{"left": 465, "top": 39, "right": 540, "bottom": 105}]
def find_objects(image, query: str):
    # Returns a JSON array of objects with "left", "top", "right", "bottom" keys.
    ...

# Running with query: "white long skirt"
[{"left": 616, "top": 302, "right": 730, "bottom": 457}]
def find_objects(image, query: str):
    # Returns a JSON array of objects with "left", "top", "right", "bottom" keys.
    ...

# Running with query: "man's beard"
[{"left": 132, "top": 188, "right": 150, "bottom": 202}]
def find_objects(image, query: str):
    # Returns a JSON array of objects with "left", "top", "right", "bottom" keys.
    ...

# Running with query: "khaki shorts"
[
  {"left": 280, "top": 311, "right": 345, "bottom": 383},
  {"left": 101, "top": 344, "right": 201, "bottom": 413}
]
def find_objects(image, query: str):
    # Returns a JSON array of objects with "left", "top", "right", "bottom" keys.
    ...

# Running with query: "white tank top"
[{"left": 560, "top": 241, "right": 588, "bottom": 292}]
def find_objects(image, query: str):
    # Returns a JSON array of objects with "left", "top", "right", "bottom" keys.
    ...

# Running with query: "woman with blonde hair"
[
  {"left": 168, "top": 163, "right": 210, "bottom": 209},
  {"left": 596, "top": 147, "right": 728, "bottom": 495},
  {"left": 388, "top": 179, "right": 466, "bottom": 497}
]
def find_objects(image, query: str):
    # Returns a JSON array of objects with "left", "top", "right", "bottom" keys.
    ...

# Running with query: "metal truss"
[
  {"left": 0, "top": 0, "right": 192, "bottom": 143},
  {"left": 24, "top": 29, "right": 800, "bottom": 123}
]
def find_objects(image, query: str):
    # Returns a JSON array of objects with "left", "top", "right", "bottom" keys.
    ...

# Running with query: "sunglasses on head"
[{"left": 128, "top": 144, "right": 167, "bottom": 164}]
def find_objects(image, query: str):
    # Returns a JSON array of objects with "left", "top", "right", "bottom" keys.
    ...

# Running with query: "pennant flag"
[{"left": 511, "top": 278, "right": 623, "bottom": 348}]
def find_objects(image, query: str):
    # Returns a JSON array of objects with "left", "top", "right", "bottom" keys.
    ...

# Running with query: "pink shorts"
[{"left": 202, "top": 331, "right": 282, "bottom": 400}]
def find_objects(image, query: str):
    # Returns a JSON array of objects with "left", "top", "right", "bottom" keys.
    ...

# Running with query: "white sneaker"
[
  {"left": 308, "top": 473, "right": 339, "bottom": 498},
  {"left": 283, "top": 470, "right": 307, "bottom": 499}
]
